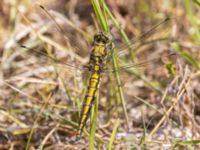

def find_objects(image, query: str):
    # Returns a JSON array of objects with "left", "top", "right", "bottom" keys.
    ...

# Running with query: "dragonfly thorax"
[{"left": 92, "top": 32, "right": 112, "bottom": 58}]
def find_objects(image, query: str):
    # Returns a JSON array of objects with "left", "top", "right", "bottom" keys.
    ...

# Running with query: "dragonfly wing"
[
  {"left": 113, "top": 17, "right": 172, "bottom": 57},
  {"left": 17, "top": 44, "right": 89, "bottom": 77},
  {"left": 103, "top": 51, "right": 176, "bottom": 74}
]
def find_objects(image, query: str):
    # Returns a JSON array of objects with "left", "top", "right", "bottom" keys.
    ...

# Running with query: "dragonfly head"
[{"left": 93, "top": 32, "right": 111, "bottom": 45}]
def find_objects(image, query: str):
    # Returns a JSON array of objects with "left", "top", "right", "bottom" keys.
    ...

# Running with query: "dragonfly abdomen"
[{"left": 77, "top": 64, "right": 101, "bottom": 137}]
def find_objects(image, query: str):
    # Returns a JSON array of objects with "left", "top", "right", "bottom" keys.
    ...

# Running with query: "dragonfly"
[{"left": 14, "top": 5, "right": 176, "bottom": 140}]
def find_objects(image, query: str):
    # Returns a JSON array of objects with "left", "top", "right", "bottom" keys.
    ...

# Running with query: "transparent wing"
[
  {"left": 104, "top": 52, "right": 176, "bottom": 74},
  {"left": 18, "top": 44, "right": 176, "bottom": 78},
  {"left": 113, "top": 17, "right": 172, "bottom": 56},
  {"left": 13, "top": 4, "right": 174, "bottom": 78},
  {"left": 20, "top": 45, "right": 86, "bottom": 72},
  {"left": 39, "top": 4, "right": 172, "bottom": 59}
]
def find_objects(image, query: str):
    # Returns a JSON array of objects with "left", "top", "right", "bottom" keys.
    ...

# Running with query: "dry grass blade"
[{"left": 1, "top": 0, "right": 200, "bottom": 149}]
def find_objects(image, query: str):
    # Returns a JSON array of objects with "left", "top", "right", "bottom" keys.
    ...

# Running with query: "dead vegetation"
[{"left": 0, "top": 0, "right": 200, "bottom": 149}]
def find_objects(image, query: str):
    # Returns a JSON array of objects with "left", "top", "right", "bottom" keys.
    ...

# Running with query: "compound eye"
[
  {"left": 102, "top": 39, "right": 107, "bottom": 43},
  {"left": 97, "top": 37, "right": 101, "bottom": 43},
  {"left": 94, "top": 35, "right": 100, "bottom": 42},
  {"left": 103, "top": 37, "right": 109, "bottom": 43}
]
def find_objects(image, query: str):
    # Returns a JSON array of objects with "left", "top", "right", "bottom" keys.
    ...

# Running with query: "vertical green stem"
[
  {"left": 91, "top": 0, "right": 129, "bottom": 130},
  {"left": 184, "top": 0, "right": 200, "bottom": 42},
  {"left": 112, "top": 49, "right": 129, "bottom": 130},
  {"left": 89, "top": 94, "right": 99, "bottom": 150}
]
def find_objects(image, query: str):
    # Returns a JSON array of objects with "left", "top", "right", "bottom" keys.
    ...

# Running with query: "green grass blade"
[
  {"left": 91, "top": 0, "right": 108, "bottom": 32},
  {"left": 88, "top": 94, "right": 99, "bottom": 150},
  {"left": 193, "top": 0, "right": 200, "bottom": 6},
  {"left": 108, "top": 119, "right": 120, "bottom": 150},
  {"left": 139, "top": 109, "right": 147, "bottom": 148},
  {"left": 91, "top": 0, "right": 128, "bottom": 144},
  {"left": 172, "top": 42, "right": 200, "bottom": 70},
  {"left": 111, "top": 50, "right": 129, "bottom": 129},
  {"left": 25, "top": 93, "right": 52, "bottom": 150},
  {"left": 103, "top": 3, "right": 135, "bottom": 60},
  {"left": 173, "top": 140, "right": 200, "bottom": 148},
  {"left": 185, "top": 0, "right": 200, "bottom": 42}
]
